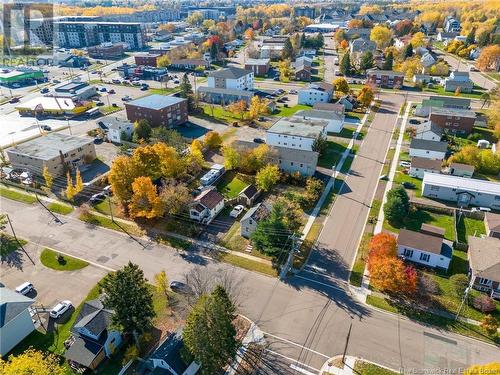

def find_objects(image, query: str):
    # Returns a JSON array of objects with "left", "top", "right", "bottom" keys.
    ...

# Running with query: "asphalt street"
[{"left": 1, "top": 198, "right": 499, "bottom": 373}]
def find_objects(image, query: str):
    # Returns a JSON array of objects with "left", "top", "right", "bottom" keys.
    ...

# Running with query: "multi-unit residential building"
[
  {"left": 414, "top": 96, "right": 471, "bottom": 117},
  {"left": 244, "top": 59, "right": 270, "bottom": 77},
  {"left": 295, "top": 109, "right": 344, "bottom": 133},
  {"left": 422, "top": 173, "right": 500, "bottom": 209},
  {"left": 134, "top": 53, "right": 161, "bottom": 67},
  {"left": 7, "top": 133, "right": 96, "bottom": 177},
  {"left": 266, "top": 117, "right": 327, "bottom": 152},
  {"left": 55, "top": 22, "right": 145, "bottom": 50},
  {"left": 298, "top": 82, "right": 334, "bottom": 105},
  {"left": 366, "top": 70, "right": 404, "bottom": 89},
  {"left": 443, "top": 71, "right": 473, "bottom": 93},
  {"left": 207, "top": 67, "right": 253, "bottom": 90},
  {"left": 125, "top": 95, "right": 188, "bottom": 128},
  {"left": 88, "top": 43, "right": 124, "bottom": 59},
  {"left": 429, "top": 107, "right": 476, "bottom": 134}
]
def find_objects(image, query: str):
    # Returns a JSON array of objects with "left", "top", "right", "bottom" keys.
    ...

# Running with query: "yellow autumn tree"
[
  {"left": 0, "top": 348, "right": 66, "bottom": 375},
  {"left": 410, "top": 32, "right": 426, "bottom": 48},
  {"left": 227, "top": 100, "right": 247, "bottom": 120},
  {"left": 464, "top": 362, "right": 500, "bottom": 375},
  {"left": 476, "top": 45, "right": 500, "bottom": 72},
  {"left": 66, "top": 172, "right": 76, "bottom": 200},
  {"left": 74, "top": 168, "right": 84, "bottom": 194},
  {"left": 370, "top": 25, "right": 392, "bottom": 49},
  {"left": 42, "top": 165, "right": 53, "bottom": 189},
  {"left": 128, "top": 176, "right": 165, "bottom": 219},
  {"left": 248, "top": 96, "right": 270, "bottom": 120}
]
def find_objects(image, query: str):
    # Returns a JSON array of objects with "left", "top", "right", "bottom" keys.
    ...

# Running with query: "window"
[
  {"left": 419, "top": 253, "right": 430, "bottom": 262},
  {"left": 430, "top": 185, "right": 440, "bottom": 191},
  {"left": 403, "top": 249, "right": 413, "bottom": 258},
  {"left": 477, "top": 277, "right": 490, "bottom": 285}
]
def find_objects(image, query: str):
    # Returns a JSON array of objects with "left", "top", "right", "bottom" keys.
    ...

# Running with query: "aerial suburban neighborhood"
[{"left": 1, "top": 0, "right": 500, "bottom": 374}]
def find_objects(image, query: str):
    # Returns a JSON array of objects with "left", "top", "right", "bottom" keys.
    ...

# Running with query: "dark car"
[
  {"left": 409, "top": 119, "right": 421, "bottom": 125},
  {"left": 93, "top": 136, "right": 103, "bottom": 144},
  {"left": 41, "top": 125, "right": 52, "bottom": 131},
  {"left": 273, "top": 76, "right": 280, "bottom": 81},
  {"left": 90, "top": 192, "right": 105, "bottom": 203},
  {"left": 108, "top": 89, "right": 115, "bottom": 94},
  {"left": 40, "top": 87, "right": 49, "bottom": 94},
  {"left": 402, "top": 182, "right": 416, "bottom": 189},
  {"left": 96, "top": 101, "right": 104, "bottom": 106},
  {"left": 253, "top": 138, "right": 265, "bottom": 144},
  {"left": 140, "top": 86, "right": 148, "bottom": 91},
  {"left": 169, "top": 281, "right": 192, "bottom": 294},
  {"left": 9, "top": 97, "right": 19, "bottom": 103}
]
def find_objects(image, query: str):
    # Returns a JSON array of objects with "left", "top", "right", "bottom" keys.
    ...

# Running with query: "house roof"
[
  {"left": 423, "top": 173, "right": 500, "bottom": 196},
  {"left": 485, "top": 212, "right": 500, "bottom": 233},
  {"left": 72, "top": 298, "right": 114, "bottom": 338},
  {"left": 309, "top": 82, "right": 334, "bottom": 92},
  {"left": 294, "top": 109, "right": 344, "bottom": 122},
  {"left": 245, "top": 58, "right": 270, "bottom": 66},
  {"left": 148, "top": 330, "right": 189, "bottom": 375},
  {"left": 231, "top": 141, "right": 319, "bottom": 165},
  {"left": 267, "top": 116, "right": 327, "bottom": 139},
  {"left": 0, "top": 288, "right": 34, "bottom": 328},
  {"left": 410, "top": 157, "right": 442, "bottom": 170},
  {"left": 197, "top": 86, "right": 255, "bottom": 98},
  {"left": 410, "top": 138, "right": 448, "bottom": 153},
  {"left": 397, "top": 228, "right": 449, "bottom": 256},
  {"left": 429, "top": 107, "right": 476, "bottom": 119},
  {"left": 171, "top": 59, "right": 207, "bottom": 66},
  {"left": 367, "top": 69, "right": 404, "bottom": 77},
  {"left": 313, "top": 102, "right": 345, "bottom": 113},
  {"left": 241, "top": 202, "right": 271, "bottom": 223},
  {"left": 468, "top": 236, "right": 500, "bottom": 281},
  {"left": 415, "top": 121, "right": 443, "bottom": 137},
  {"left": 429, "top": 96, "right": 471, "bottom": 108},
  {"left": 350, "top": 38, "right": 376, "bottom": 52},
  {"left": 64, "top": 335, "right": 104, "bottom": 368},
  {"left": 195, "top": 187, "right": 224, "bottom": 209},
  {"left": 450, "top": 162, "right": 475, "bottom": 172},
  {"left": 208, "top": 66, "right": 252, "bottom": 79},
  {"left": 239, "top": 184, "right": 258, "bottom": 200},
  {"left": 127, "top": 94, "right": 186, "bottom": 110},
  {"left": 420, "top": 224, "right": 445, "bottom": 238}
]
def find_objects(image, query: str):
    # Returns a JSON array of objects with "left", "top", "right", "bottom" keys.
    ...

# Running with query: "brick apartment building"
[
  {"left": 366, "top": 70, "right": 404, "bottom": 88},
  {"left": 134, "top": 53, "right": 161, "bottom": 67},
  {"left": 244, "top": 59, "right": 270, "bottom": 77},
  {"left": 88, "top": 43, "right": 124, "bottom": 59},
  {"left": 125, "top": 94, "right": 188, "bottom": 127},
  {"left": 429, "top": 107, "right": 477, "bottom": 134}
]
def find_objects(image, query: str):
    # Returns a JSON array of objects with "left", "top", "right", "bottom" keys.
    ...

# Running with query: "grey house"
[
  {"left": 240, "top": 202, "right": 271, "bottom": 238},
  {"left": 0, "top": 288, "right": 35, "bottom": 356}
]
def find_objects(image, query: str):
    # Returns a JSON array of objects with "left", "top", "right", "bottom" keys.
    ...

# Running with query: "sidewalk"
[{"left": 319, "top": 355, "right": 399, "bottom": 375}]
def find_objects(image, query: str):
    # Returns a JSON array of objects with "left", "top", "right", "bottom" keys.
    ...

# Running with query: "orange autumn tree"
[
  {"left": 128, "top": 176, "right": 165, "bottom": 219},
  {"left": 367, "top": 233, "right": 417, "bottom": 295},
  {"left": 340, "top": 40, "right": 349, "bottom": 50}
]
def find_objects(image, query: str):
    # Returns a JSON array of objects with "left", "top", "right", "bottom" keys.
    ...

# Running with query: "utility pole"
[
  {"left": 342, "top": 320, "right": 353, "bottom": 365},
  {"left": 6, "top": 214, "right": 34, "bottom": 265},
  {"left": 35, "top": 194, "right": 61, "bottom": 224},
  {"left": 456, "top": 274, "right": 475, "bottom": 321},
  {"left": 108, "top": 198, "right": 114, "bottom": 222}
]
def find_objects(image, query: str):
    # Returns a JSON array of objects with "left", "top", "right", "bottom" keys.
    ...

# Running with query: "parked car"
[
  {"left": 471, "top": 207, "right": 492, "bottom": 212},
  {"left": 96, "top": 101, "right": 104, "bottom": 106},
  {"left": 52, "top": 79, "right": 61, "bottom": 84},
  {"left": 49, "top": 300, "right": 72, "bottom": 319},
  {"left": 379, "top": 174, "right": 388, "bottom": 180},
  {"left": 40, "top": 87, "right": 49, "bottom": 94},
  {"left": 93, "top": 136, "right": 103, "bottom": 144},
  {"left": 174, "top": 80, "right": 180, "bottom": 84},
  {"left": 121, "top": 96, "right": 132, "bottom": 102},
  {"left": 140, "top": 86, "right": 148, "bottom": 91},
  {"left": 99, "top": 87, "right": 107, "bottom": 92},
  {"left": 103, "top": 185, "right": 112, "bottom": 195},
  {"left": 402, "top": 182, "right": 416, "bottom": 189},
  {"left": 409, "top": 119, "right": 421, "bottom": 125},
  {"left": 41, "top": 125, "right": 52, "bottom": 131},
  {"left": 289, "top": 90, "right": 298, "bottom": 94},
  {"left": 90, "top": 192, "right": 106, "bottom": 203},
  {"left": 9, "top": 97, "right": 19, "bottom": 103},
  {"left": 15, "top": 282, "right": 34, "bottom": 296},
  {"left": 108, "top": 89, "right": 115, "bottom": 94},
  {"left": 253, "top": 138, "right": 265, "bottom": 144},
  {"left": 273, "top": 76, "right": 280, "bottom": 81},
  {"left": 230, "top": 205, "right": 245, "bottom": 218},
  {"left": 399, "top": 161, "right": 411, "bottom": 168},
  {"left": 169, "top": 281, "right": 192, "bottom": 294}
]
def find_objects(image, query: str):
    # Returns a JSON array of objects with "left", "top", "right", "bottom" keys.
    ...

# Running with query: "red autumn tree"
[{"left": 368, "top": 233, "right": 397, "bottom": 259}]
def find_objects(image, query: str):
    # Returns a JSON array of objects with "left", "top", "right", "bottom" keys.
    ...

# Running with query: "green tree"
[
  {"left": 133, "top": 119, "right": 152, "bottom": 142},
  {"left": 382, "top": 50, "right": 394, "bottom": 70},
  {"left": 477, "top": 30, "right": 491, "bottom": 47},
  {"left": 255, "top": 164, "right": 280, "bottom": 191},
  {"left": 179, "top": 73, "right": 195, "bottom": 111},
  {"left": 387, "top": 186, "right": 410, "bottom": 212},
  {"left": 281, "top": 38, "right": 294, "bottom": 60},
  {"left": 465, "top": 27, "right": 476, "bottom": 47},
  {"left": 450, "top": 274, "right": 469, "bottom": 297},
  {"left": 312, "top": 134, "right": 328, "bottom": 155},
  {"left": 100, "top": 262, "right": 155, "bottom": 345},
  {"left": 209, "top": 42, "right": 218, "bottom": 61},
  {"left": 151, "top": 128, "right": 186, "bottom": 152},
  {"left": 359, "top": 51, "right": 374, "bottom": 71},
  {"left": 183, "top": 288, "right": 238, "bottom": 375},
  {"left": 404, "top": 43, "right": 413, "bottom": 58},
  {"left": 384, "top": 196, "right": 408, "bottom": 224},
  {"left": 339, "top": 53, "right": 352, "bottom": 76},
  {"left": 251, "top": 204, "right": 291, "bottom": 258}
]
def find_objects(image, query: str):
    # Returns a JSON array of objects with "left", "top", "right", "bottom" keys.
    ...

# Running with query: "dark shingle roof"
[
  {"left": 208, "top": 66, "right": 252, "bottom": 79},
  {"left": 72, "top": 298, "right": 114, "bottom": 338},
  {"left": 149, "top": 330, "right": 189, "bottom": 375},
  {"left": 195, "top": 187, "right": 224, "bottom": 209},
  {"left": 410, "top": 139, "right": 448, "bottom": 153},
  {"left": 239, "top": 184, "right": 258, "bottom": 200},
  {"left": 410, "top": 157, "right": 442, "bottom": 170},
  {"left": 398, "top": 229, "right": 447, "bottom": 256},
  {"left": 241, "top": 202, "right": 271, "bottom": 223}
]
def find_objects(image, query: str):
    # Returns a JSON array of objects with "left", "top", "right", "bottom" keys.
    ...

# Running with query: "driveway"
[{"left": 1, "top": 242, "right": 107, "bottom": 309}]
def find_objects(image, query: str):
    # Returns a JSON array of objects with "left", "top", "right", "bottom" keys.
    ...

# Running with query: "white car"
[
  {"left": 399, "top": 161, "right": 411, "bottom": 168},
  {"left": 15, "top": 282, "right": 34, "bottom": 295},
  {"left": 230, "top": 205, "right": 245, "bottom": 218},
  {"left": 289, "top": 90, "right": 298, "bottom": 94},
  {"left": 49, "top": 300, "right": 72, "bottom": 319}
]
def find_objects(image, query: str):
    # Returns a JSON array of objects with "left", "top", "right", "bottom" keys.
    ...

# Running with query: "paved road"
[{"left": 2, "top": 198, "right": 498, "bottom": 372}]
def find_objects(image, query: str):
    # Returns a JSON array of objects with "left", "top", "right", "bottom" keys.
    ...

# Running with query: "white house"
[
  {"left": 414, "top": 121, "right": 443, "bottom": 141},
  {"left": 449, "top": 162, "right": 474, "bottom": 178},
  {"left": 294, "top": 109, "right": 344, "bottom": 133},
  {"left": 397, "top": 225, "right": 452, "bottom": 271},
  {"left": 240, "top": 202, "right": 271, "bottom": 238},
  {"left": 409, "top": 138, "right": 447, "bottom": 160},
  {"left": 189, "top": 187, "right": 224, "bottom": 224},
  {"left": 207, "top": 67, "right": 254, "bottom": 91},
  {"left": 266, "top": 116, "right": 328, "bottom": 151},
  {"left": 409, "top": 157, "right": 442, "bottom": 179},
  {"left": 298, "top": 82, "right": 334, "bottom": 106},
  {"left": 0, "top": 288, "right": 35, "bottom": 356},
  {"left": 422, "top": 173, "right": 500, "bottom": 209},
  {"left": 102, "top": 117, "right": 134, "bottom": 144}
]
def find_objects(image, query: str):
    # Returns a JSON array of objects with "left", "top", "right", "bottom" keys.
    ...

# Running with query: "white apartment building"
[
  {"left": 298, "top": 82, "right": 334, "bottom": 106},
  {"left": 266, "top": 117, "right": 328, "bottom": 151},
  {"left": 207, "top": 67, "right": 254, "bottom": 90}
]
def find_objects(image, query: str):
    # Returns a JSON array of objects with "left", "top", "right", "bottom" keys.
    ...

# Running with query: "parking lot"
[{"left": 1, "top": 242, "right": 107, "bottom": 310}]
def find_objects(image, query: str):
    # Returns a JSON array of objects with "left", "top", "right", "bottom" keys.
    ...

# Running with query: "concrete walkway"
[{"left": 319, "top": 356, "right": 399, "bottom": 375}]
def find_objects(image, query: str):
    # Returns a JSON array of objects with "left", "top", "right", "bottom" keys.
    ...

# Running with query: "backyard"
[
  {"left": 456, "top": 215, "right": 486, "bottom": 244},
  {"left": 273, "top": 104, "right": 312, "bottom": 117},
  {"left": 216, "top": 171, "right": 254, "bottom": 199}
]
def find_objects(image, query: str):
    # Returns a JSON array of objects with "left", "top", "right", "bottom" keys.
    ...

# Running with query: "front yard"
[{"left": 318, "top": 140, "right": 349, "bottom": 168}]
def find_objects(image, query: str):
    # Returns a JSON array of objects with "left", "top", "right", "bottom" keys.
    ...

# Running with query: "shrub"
[
  {"left": 473, "top": 294, "right": 496, "bottom": 313},
  {"left": 480, "top": 315, "right": 499, "bottom": 336},
  {"left": 467, "top": 133, "right": 481, "bottom": 142},
  {"left": 450, "top": 274, "right": 469, "bottom": 297}
]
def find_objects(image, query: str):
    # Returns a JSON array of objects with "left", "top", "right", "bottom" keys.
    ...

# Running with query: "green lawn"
[
  {"left": 383, "top": 209, "right": 455, "bottom": 241},
  {"left": 421, "top": 85, "right": 486, "bottom": 99},
  {"left": 366, "top": 295, "right": 499, "bottom": 344},
  {"left": 219, "top": 253, "right": 278, "bottom": 277},
  {"left": 40, "top": 248, "right": 89, "bottom": 271},
  {"left": 100, "top": 105, "right": 122, "bottom": 114},
  {"left": 47, "top": 202, "right": 73, "bottom": 215},
  {"left": 318, "top": 141, "right": 348, "bottom": 168},
  {"left": 350, "top": 232, "right": 373, "bottom": 287},
  {"left": 0, "top": 186, "right": 37, "bottom": 204},
  {"left": 216, "top": 172, "right": 252, "bottom": 199},
  {"left": 274, "top": 104, "right": 312, "bottom": 117},
  {"left": 203, "top": 105, "right": 242, "bottom": 122},
  {"left": 79, "top": 211, "right": 142, "bottom": 236},
  {"left": 1, "top": 234, "right": 27, "bottom": 258},
  {"left": 393, "top": 172, "right": 423, "bottom": 196},
  {"left": 354, "top": 360, "right": 397, "bottom": 375},
  {"left": 345, "top": 111, "right": 365, "bottom": 121},
  {"left": 456, "top": 215, "right": 486, "bottom": 244},
  {"left": 337, "top": 126, "right": 364, "bottom": 140}
]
